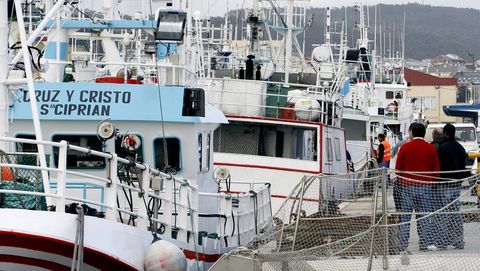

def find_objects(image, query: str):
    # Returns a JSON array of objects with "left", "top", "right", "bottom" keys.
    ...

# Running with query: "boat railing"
[
  {"left": 199, "top": 183, "right": 272, "bottom": 247},
  {"left": 48, "top": 60, "right": 198, "bottom": 86},
  {"left": 206, "top": 79, "right": 339, "bottom": 125},
  {"left": 0, "top": 136, "right": 272, "bottom": 247}
]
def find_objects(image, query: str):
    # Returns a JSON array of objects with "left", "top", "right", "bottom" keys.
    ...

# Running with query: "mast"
[
  {"left": 355, "top": 2, "right": 368, "bottom": 49},
  {"left": 284, "top": 0, "right": 293, "bottom": 84},
  {"left": 13, "top": 0, "right": 51, "bottom": 196},
  {"left": 0, "top": 0, "right": 8, "bottom": 150},
  {"left": 325, "top": 7, "right": 331, "bottom": 44}
]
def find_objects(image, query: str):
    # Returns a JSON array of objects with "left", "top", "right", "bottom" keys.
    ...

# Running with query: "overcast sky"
[
  {"left": 79, "top": 1, "right": 480, "bottom": 17},
  {"left": 189, "top": 0, "right": 480, "bottom": 17}
]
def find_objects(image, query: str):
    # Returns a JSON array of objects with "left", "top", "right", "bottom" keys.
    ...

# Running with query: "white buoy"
[
  {"left": 294, "top": 98, "right": 321, "bottom": 121},
  {"left": 144, "top": 240, "right": 187, "bottom": 271}
]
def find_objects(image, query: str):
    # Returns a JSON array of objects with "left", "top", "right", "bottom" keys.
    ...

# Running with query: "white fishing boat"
[
  {"left": 340, "top": 2, "right": 414, "bottom": 160},
  {"left": 190, "top": 0, "right": 352, "bottom": 214},
  {"left": 0, "top": 0, "right": 273, "bottom": 270}
]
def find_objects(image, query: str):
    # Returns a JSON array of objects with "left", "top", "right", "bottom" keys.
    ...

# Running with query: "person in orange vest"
[{"left": 376, "top": 134, "right": 392, "bottom": 168}]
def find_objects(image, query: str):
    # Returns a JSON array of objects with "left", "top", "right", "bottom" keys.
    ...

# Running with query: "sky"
[
  {"left": 77, "top": 0, "right": 480, "bottom": 18},
  {"left": 190, "top": 0, "right": 480, "bottom": 16}
]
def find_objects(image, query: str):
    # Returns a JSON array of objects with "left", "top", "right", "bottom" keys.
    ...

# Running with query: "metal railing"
[
  {"left": 241, "top": 168, "right": 480, "bottom": 271},
  {"left": 0, "top": 137, "right": 272, "bottom": 248},
  {"left": 206, "top": 79, "right": 340, "bottom": 125}
]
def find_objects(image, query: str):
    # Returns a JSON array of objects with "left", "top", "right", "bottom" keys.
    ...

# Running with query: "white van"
[{"left": 425, "top": 123, "right": 478, "bottom": 169}]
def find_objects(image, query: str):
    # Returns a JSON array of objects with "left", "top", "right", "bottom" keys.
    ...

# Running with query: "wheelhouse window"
[
  {"left": 154, "top": 138, "right": 181, "bottom": 172},
  {"left": 326, "top": 138, "right": 333, "bottom": 162},
  {"left": 334, "top": 137, "right": 342, "bottom": 161},
  {"left": 198, "top": 134, "right": 203, "bottom": 172},
  {"left": 386, "top": 91, "right": 394, "bottom": 99},
  {"left": 214, "top": 121, "right": 318, "bottom": 161},
  {"left": 52, "top": 135, "right": 105, "bottom": 169},
  {"left": 206, "top": 133, "right": 211, "bottom": 171},
  {"left": 15, "top": 134, "right": 38, "bottom": 152}
]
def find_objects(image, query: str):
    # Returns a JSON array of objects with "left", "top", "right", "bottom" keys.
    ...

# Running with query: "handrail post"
[
  {"left": 177, "top": 182, "right": 188, "bottom": 242},
  {"left": 55, "top": 140, "right": 68, "bottom": 213},
  {"left": 163, "top": 176, "right": 173, "bottom": 239},
  {"left": 104, "top": 153, "right": 118, "bottom": 221},
  {"left": 136, "top": 164, "right": 151, "bottom": 230},
  {"left": 291, "top": 176, "right": 306, "bottom": 251}
]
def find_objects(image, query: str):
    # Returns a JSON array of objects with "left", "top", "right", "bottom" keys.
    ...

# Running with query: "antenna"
[
  {"left": 402, "top": 8, "right": 406, "bottom": 75},
  {"left": 325, "top": 7, "right": 331, "bottom": 44},
  {"left": 374, "top": 5, "right": 377, "bottom": 51}
]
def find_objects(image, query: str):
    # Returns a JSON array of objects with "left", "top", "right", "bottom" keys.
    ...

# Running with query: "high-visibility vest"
[
  {"left": 380, "top": 140, "right": 392, "bottom": 162},
  {"left": 1, "top": 167, "right": 14, "bottom": 181}
]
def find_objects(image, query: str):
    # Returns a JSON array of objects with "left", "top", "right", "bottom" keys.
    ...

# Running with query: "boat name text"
[{"left": 19, "top": 89, "right": 132, "bottom": 116}]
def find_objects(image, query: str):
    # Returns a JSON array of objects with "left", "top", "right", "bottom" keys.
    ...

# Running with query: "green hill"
[{"left": 214, "top": 3, "right": 480, "bottom": 60}]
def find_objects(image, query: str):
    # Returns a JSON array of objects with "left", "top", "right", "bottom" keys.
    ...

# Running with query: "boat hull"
[{"left": 0, "top": 209, "right": 152, "bottom": 271}]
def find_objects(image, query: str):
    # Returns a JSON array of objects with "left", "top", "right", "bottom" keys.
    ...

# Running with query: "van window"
[
  {"left": 154, "top": 138, "right": 181, "bottom": 172},
  {"left": 456, "top": 127, "right": 476, "bottom": 141},
  {"left": 52, "top": 135, "right": 105, "bottom": 169},
  {"left": 426, "top": 126, "right": 476, "bottom": 143}
]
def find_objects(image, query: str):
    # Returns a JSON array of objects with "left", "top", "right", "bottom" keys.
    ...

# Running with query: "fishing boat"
[
  {"left": 190, "top": 0, "right": 352, "bottom": 214},
  {"left": 0, "top": 0, "right": 272, "bottom": 270},
  {"left": 341, "top": 2, "right": 413, "bottom": 161}
]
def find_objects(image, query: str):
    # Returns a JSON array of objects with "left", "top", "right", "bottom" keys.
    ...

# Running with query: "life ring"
[{"left": 387, "top": 102, "right": 398, "bottom": 113}]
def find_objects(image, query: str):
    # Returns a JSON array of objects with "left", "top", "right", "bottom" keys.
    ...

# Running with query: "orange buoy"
[{"left": 1, "top": 167, "right": 14, "bottom": 181}]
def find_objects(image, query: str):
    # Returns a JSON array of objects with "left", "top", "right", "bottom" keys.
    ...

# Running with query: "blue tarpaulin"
[{"left": 443, "top": 104, "right": 480, "bottom": 118}]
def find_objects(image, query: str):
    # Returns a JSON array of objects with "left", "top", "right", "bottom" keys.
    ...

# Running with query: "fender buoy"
[{"left": 1, "top": 167, "right": 14, "bottom": 181}]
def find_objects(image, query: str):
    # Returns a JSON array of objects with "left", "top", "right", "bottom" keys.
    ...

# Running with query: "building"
[
  {"left": 404, "top": 68, "right": 461, "bottom": 124},
  {"left": 427, "top": 54, "right": 469, "bottom": 78},
  {"left": 453, "top": 71, "right": 480, "bottom": 103},
  {"left": 431, "top": 54, "right": 465, "bottom": 66}
]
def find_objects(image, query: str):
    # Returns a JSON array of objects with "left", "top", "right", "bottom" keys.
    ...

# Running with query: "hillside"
[{"left": 213, "top": 3, "right": 480, "bottom": 60}]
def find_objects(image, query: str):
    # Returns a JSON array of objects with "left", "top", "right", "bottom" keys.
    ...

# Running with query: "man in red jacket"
[{"left": 395, "top": 122, "right": 440, "bottom": 252}]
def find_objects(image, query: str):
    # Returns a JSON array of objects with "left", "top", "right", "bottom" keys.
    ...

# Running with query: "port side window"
[
  {"left": 334, "top": 137, "right": 342, "bottom": 161},
  {"left": 395, "top": 91, "right": 403, "bottom": 99},
  {"left": 114, "top": 134, "right": 144, "bottom": 163},
  {"left": 198, "top": 134, "right": 202, "bottom": 172},
  {"left": 205, "top": 132, "right": 211, "bottom": 172},
  {"left": 154, "top": 138, "right": 181, "bottom": 172},
  {"left": 15, "top": 134, "right": 38, "bottom": 152},
  {"left": 385, "top": 91, "right": 394, "bottom": 99},
  {"left": 326, "top": 138, "right": 333, "bottom": 162},
  {"left": 52, "top": 135, "right": 105, "bottom": 169}
]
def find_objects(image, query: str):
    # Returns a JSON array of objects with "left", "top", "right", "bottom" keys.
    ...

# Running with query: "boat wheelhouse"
[{"left": 0, "top": 0, "right": 273, "bottom": 270}]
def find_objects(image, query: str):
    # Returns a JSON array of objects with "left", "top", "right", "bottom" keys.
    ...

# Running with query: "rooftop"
[{"left": 404, "top": 68, "right": 458, "bottom": 86}]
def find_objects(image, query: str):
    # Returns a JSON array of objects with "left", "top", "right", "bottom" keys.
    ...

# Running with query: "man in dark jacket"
[{"left": 435, "top": 123, "right": 467, "bottom": 249}]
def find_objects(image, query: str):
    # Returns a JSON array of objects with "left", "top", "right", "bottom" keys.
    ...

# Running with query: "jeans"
[
  {"left": 433, "top": 186, "right": 464, "bottom": 249},
  {"left": 379, "top": 160, "right": 390, "bottom": 168},
  {"left": 393, "top": 181, "right": 402, "bottom": 210},
  {"left": 399, "top": 185, "right": 434, "bottom": 251}
]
